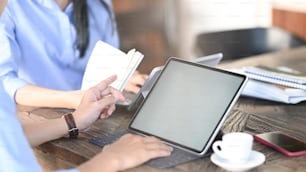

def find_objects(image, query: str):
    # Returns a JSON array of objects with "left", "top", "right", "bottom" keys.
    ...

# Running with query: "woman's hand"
[
  {"left": 73, "top": 75, "right": 125, "bottom": 131},
  {"left": 125, "top": 71, "right": 148, "bottom": 94}
]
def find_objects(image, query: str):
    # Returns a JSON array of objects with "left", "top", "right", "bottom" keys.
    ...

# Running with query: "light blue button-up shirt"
[
  {"left": 0, "top": 0, "right": 119, "bottom": 98},
  {"left": 0, "top": 23, "right": 78, "bottom": 172},
  {"left": 0, "top": 83, "right": 42, "bottom": 172}
]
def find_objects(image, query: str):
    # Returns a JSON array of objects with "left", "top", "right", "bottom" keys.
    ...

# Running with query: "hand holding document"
[{"left": 81, "top": 41, "right": 144, "bottom": 91}]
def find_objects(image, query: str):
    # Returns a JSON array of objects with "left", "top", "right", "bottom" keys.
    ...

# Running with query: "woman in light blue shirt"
[
  {"left": 0, "top": 0, "right": 146, "bottom": 109},
  {"left": 0, "top": 4, "right": 172, "bottom": 168},
  {"left": 0, "top": 2, "right": 172, "bottom": 171}
]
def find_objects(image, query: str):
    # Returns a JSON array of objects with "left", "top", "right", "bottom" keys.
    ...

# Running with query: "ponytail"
[
  {"left": 72, "top": 0, "right": 115, "bottom": 58},
  {"left": 72, "top": 0, "right": 89, "bottom": 58}
]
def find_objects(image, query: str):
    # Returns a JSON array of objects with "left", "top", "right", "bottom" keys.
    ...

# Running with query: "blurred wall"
[
  {"left": 178, "top": 0, "right": 272, "bottom": 58},
  {"left": 113, "top": 0, "right": 306, "bottom": 72},
  {"left": 113, "top": 0, "right": 179, "bottom": 73}
]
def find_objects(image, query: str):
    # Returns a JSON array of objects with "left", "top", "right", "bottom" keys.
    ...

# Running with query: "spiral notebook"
[
  {"left": 243, "top": 66, "right": 306, "bottom": 90},
  {"left": 241, "top": 79, "right": 306, "bottom": 104}
]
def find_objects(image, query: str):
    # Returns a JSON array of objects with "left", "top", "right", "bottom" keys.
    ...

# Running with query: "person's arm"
[
  {"left": 21, "top": 75, "right": 125, "bottom": 147},
  {"left": 15, "top": 84, "right": 84, "bottom": 109},
  {"left": 9, "top": 73, "right": 172, "bottom": 172},
  {"left": 21, "top": 117, "right": 68, "bottom": 147}
]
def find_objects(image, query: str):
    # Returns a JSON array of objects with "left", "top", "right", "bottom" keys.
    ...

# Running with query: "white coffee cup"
[{"left": 212, "top": 132, "right": 253, "bottom": 164}]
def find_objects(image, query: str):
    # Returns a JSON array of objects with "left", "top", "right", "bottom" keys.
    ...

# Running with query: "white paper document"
[
  {"left": 243, "top": 66, "right": 306, "bottom": 90},
  {"left": 241, "top": 79, "right": 306, "bottom": 104},
  {"left": 230, "top": 68, "right": 306, "bottom": 104},
  {"left": 81, "top": 41, "right": 144, "bottom": 91}
]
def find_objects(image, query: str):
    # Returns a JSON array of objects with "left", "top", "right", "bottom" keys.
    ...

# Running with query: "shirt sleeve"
[
  {"left": 0, "top": 12, "right": 29, "bottom": 100},
  {"left": 0, "top": 85, "right": 42, "bottom": 172},
  {"left": 0, "top": 83, "right": 80, "bottom": 172}
]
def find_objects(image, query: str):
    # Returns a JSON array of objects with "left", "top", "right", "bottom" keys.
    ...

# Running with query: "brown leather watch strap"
[{"left": 64, "top": 112, "right": 79, "bottom": 139}]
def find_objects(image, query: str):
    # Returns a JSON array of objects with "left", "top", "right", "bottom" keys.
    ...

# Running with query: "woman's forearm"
[
  {"left": 21, "top": 117, "right": 68, "bottom": 147},
  {"left": 15, "top": 84, "right": 84, "bottom": 109}
]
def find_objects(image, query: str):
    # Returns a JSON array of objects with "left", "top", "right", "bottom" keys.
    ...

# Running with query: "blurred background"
[{"left": 112, "top": 0, "right": 306, "bottom": 74}]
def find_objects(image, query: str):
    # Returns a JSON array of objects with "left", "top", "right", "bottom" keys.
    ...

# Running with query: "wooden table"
[{"left": 22, "top": 47, "right": 306, "bottom": 171}]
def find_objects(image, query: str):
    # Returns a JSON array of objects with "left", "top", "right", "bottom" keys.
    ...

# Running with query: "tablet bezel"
[{"left": 128, "top": 57, "right": 247, "bottom": 156}]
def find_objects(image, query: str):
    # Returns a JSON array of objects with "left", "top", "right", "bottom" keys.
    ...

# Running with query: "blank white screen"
[{"left": 130, "top": 59, "right": 245, "bottom": 152}]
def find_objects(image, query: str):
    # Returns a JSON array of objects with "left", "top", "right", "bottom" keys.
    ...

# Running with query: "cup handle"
[{"left": 212, "top": 140, "right": 227, "bottom": 159}]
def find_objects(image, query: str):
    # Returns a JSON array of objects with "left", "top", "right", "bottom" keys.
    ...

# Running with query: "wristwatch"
[{"left": 64, "top": 112, "right": 79, "bottom": 139}]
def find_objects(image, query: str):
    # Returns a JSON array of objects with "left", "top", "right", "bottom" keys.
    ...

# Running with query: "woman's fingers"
[
  {"left": 95, "top": 95, "right": 117, "bottom": 118},
  {"left": 143, "top": 136, "right": 173, "bottom": 153},
  {"left": 96, "top": 75, "right": 117, "bottom": 90},
  {"left": 99, "top": 104, "right": 116, "bottom": 118},
  {"left": 99, "top": 86, "right": 125, "bottom": 102}
]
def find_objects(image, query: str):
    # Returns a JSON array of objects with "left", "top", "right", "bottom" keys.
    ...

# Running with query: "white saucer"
[{"left": 210, "top": 150, "right": 265, "bottom": 172}]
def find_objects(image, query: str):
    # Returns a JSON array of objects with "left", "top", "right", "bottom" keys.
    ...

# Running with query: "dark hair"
[
  {"left": 72, "top": 0, "right": 88, "bottom": 58},
  {"left": 72, "top": 0, "right": 114, "bottom": 58}
]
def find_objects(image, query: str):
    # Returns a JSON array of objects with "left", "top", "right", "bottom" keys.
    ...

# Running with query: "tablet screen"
[{"left": 129, "top": 58, "right": 247, "bottom": 154}]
